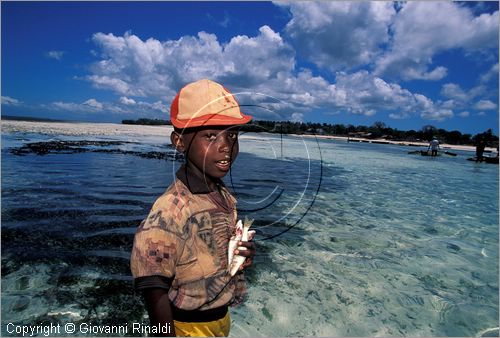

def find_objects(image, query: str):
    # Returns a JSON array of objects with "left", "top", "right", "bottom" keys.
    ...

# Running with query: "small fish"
[{"left": 228, "top": 218, "right": 255, "bottom": 276}]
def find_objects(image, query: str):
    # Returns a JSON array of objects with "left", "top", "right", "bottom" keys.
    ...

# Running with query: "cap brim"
[{"left": 172, "top": 113, "right": 252, "bottom": 129}]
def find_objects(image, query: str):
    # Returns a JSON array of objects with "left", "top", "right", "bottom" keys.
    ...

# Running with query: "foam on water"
[{"left": 1, "top": 122, "right": 498, "bottom": 336}]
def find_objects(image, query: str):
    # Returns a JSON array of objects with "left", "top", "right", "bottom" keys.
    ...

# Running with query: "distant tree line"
[
  {"left": 122, "top": 118, "right": 172, "bottom": 126},
  {"left": 122, "top": 118, "right": 498, "bottom": 147},
  {"left": 240, "top": 120, "right": 499, "bottom": 147}
]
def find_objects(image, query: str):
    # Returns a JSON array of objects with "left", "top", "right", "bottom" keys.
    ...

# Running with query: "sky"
[{"left": 1, "top": 1, "right": 499, "bottom": 135}]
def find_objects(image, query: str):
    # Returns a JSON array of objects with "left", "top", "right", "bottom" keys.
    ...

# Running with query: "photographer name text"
[{"left": 6, "top": 322, "right": 172, "bottom": 336}]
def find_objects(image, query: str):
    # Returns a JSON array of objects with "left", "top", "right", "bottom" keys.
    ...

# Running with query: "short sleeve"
[{"left": 130, "top": 209, "right": 184, "bottom": 288}]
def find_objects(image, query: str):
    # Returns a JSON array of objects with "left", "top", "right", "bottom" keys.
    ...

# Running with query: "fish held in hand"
[{"left": 228, "top": 218, "right": 255, "bottom": 276}]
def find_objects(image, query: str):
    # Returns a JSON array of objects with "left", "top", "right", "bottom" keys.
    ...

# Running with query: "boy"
[{"left": 130, "top": 79, "right": 255, "bottom": 337}]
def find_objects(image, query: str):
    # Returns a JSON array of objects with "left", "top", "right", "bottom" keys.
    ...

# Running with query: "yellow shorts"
[{"left": 173, "top": 311, "right": 230, "bottom": 337}]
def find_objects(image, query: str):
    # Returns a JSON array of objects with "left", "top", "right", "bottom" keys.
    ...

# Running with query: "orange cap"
[{"left": 170, "top": 79, "right": 252, "bottom": 129}]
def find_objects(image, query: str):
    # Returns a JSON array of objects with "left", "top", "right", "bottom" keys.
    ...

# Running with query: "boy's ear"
[{"left": 170, "top": 131, "right": 185, "bottom": 153}]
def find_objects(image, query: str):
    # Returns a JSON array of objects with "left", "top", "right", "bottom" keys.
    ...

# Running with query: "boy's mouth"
[{"left": 215, "top": 159, "right": 231, "bottom": 171}]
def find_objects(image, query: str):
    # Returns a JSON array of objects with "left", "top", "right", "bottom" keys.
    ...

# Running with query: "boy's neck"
[{"left": 179, "top": 163, "right": 222, "bottom": 193}]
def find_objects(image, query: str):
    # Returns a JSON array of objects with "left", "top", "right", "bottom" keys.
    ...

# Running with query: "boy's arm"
[{"left": 143, "top": 288, "right": 176, "bottom": 337}]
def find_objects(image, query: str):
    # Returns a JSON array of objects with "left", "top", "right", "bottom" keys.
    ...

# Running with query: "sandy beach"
[
  {"left": 1, "top": 119, "right": 494, "bottom": 153},
  {"left": 290, "top": 133, "right": 495, "bottom": 153}
]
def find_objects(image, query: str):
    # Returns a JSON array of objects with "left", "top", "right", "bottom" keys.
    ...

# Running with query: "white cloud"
[
  {"left": 281, "top": 2, "right": 395, "bottom": 71},
  {"left": 1, "top": 96, "right": 23, "bottom": 106},
  {"left": 477, "top": 111, "right": 487, "bottom": 116},
  {"left": 421, "top": 109, "right": 454, "bottom": 121},
  {"left": 87, "top": 75, "right": 135, "bottom": 96},
  {"left": 458, "top": 111, "right": 470, "bottom": 118},
  {"left": 440, "top": 83, "right": 488, "bottom": 110},
  {"left": 375, "top": 2, "right": 498, "bottom": 80},
  {"left": 290, "top": 112, "right": 304, "bottom": 123},
  {"left": 480, "top": 63, "right": 499, "bottom": 83},
  {"left": 46, "top": 50, "right": 65, "bottom": 60},
  {"left": 148, "top": 100, "right": 168, "bottom": 113},
  {"left": 441, "top": 83, "right": 470, "bottom": 102},
  {"left": 49, "top": 98, "right": 166, "bottom": 116},
  {"left": 402, "top": 66, "right": 448, "bottom": 81},
  {"left": 330, "top": 71, "right": 435, "bottom": 117},
  {"left": 389, "top": 113, "right": 408, "bottom": 120},
  {"left": 440, "top": 100, "right": 454, "bottom": 110},
  {"left": 279, "top": 1, "right": 497, "bottom": 83},
  {"left": 88, "top": 27, "right": 295, "bottom": 98},
  {"left": 119, "top": 96, "right": 136, "bottom": 105},
  {"left": 52, "top": 101, "right": 81, "bottom": 111},
  {"left": 83, "top": 99, "right": 103, "bottom": 110},
  {"left": 84, "top": 10, "right": 492, "bottom": 123},
  {"left": 256, "top": 70, "right": 446, "bottom": 121},
  {"left": 474, "top": 99, "right": 497, "bottom": 110}
]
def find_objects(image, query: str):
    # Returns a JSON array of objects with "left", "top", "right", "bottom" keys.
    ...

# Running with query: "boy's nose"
[{"left": 217, "top": 138, "right": 230, "bottom": 153}]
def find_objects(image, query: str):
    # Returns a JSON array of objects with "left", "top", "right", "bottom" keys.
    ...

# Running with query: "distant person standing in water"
[
  {"left": 427, "top": 136, "right": 440, "bottom": 157},
  {"left": 475, "top": 138, "right": 487, "bottom": 162}
]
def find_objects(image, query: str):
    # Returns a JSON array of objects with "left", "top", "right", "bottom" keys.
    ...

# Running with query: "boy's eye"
[
  {"left": 228, "top": 132, "right": 237, "bottom": 139},
  {"left": 206, "top": 133, "right": 217, "bottom": 141}
]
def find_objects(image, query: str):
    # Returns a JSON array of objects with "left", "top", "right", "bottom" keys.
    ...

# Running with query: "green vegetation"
[
  {"left": 121, "top": 118, "right": 498, "bottom": 147},
  {"left": 122, "top": 118, "right": 171, "bottom": 126},
  {"left": 240, "top": 120, "right": 499, "bottom": 147}
]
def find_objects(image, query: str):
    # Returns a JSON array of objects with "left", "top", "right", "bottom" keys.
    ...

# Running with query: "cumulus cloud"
[
  {"left": 52, "top": 101, "right": 81, "bottom": 111},
  {"left": 255, "top": 70, "right": 447, "bottom": 121},
  {"left": 88, "top": 27, "right": 295, "bottom": 98},
  {"left": 147, "top": 100, "right": 168, "bottom": 113},
  {"left": 281, "top": 1, "right": 395, "bottom": 71},
  {"left": 83, "top": 99, "right": 103, "bottom": 110},
  {"left": 374, "top": 2, "right": 499, "bottom": 80},
  {"left": 278, "top": 1, "right": 497, "bottom": 84},
  {"left": 84, "top": 5, "right": 494, "bottom": 123},
  {"left": 330, "top": 71, "right": 436, "bottom": 117},
  {"left": 89, "top": 15, "right": 460, "bottom": 122},
  {"left": 474, "top": 99, "right": 497, "bottom": 110},
  {"left": 458, "top": 111, "right": 470, "bottom": 118},
  {"left": 1, "top": 96, "right": 23, "bottom": 106},
  {"left": 119, "top": 96, "right": 136, "bottom": 105},
  {"left": 45, "top": 50, "right": 65, "bottom": 60},
  {"left": 290, "top": 112, "right": 304, "bottom": 123},
  {"left": 440, "top": 82, "right": 497, "bottom": 115},
  {"left": 441, "top": 83, "right": 470, "bottom": 102},
  {"left": 480, "top": 63, "right": 499, "bottom": 83},
  {"left": 421, "top": 109, "right": 454, "bottom": 121},
  {"left": 51, "top": 99, "right": 104, "bottom": 113},
  {"left": 49, "top": 98, "right": 166, "bottom": 116},
  {"left": 440, "top": 82, "right": 489, "bottom": 111}
]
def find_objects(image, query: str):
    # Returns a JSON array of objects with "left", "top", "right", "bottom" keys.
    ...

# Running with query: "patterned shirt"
[{"left": 130, "top": 165, "right": 246, "bottom": 311}]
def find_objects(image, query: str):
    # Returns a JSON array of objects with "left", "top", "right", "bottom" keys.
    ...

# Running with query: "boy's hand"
[{"left": 235, "top": 239, "right": 255, "bottom": 270}]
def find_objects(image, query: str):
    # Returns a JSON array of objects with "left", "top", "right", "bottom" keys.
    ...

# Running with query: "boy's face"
[{"left": 171, "top": 126, "right": 240, "bottom": 180}]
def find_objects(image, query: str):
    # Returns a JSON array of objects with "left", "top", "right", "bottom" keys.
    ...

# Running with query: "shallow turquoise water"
[{"left": 1, "top": 126, "right": 498, "bottom": 336}]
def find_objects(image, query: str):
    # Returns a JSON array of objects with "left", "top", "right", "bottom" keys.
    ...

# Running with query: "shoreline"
[
  {"left": 293, "top": 133, "right": 495, "bottom": 153},
  {"left": 1, "top": 119, "right": 495, "bottom": 153}
]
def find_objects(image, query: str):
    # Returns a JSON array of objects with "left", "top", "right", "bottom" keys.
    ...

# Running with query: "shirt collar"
[{"left": 176, "top": 164, "right": 225, "bottom": 194}]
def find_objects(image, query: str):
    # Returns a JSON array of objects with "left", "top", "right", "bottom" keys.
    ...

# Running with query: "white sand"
[
  {"left": 296, "top": 133, "right": 495, "bottom": 153},
  {"left": 1, "top": 120, "right": 174, "bottom": 137}
]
